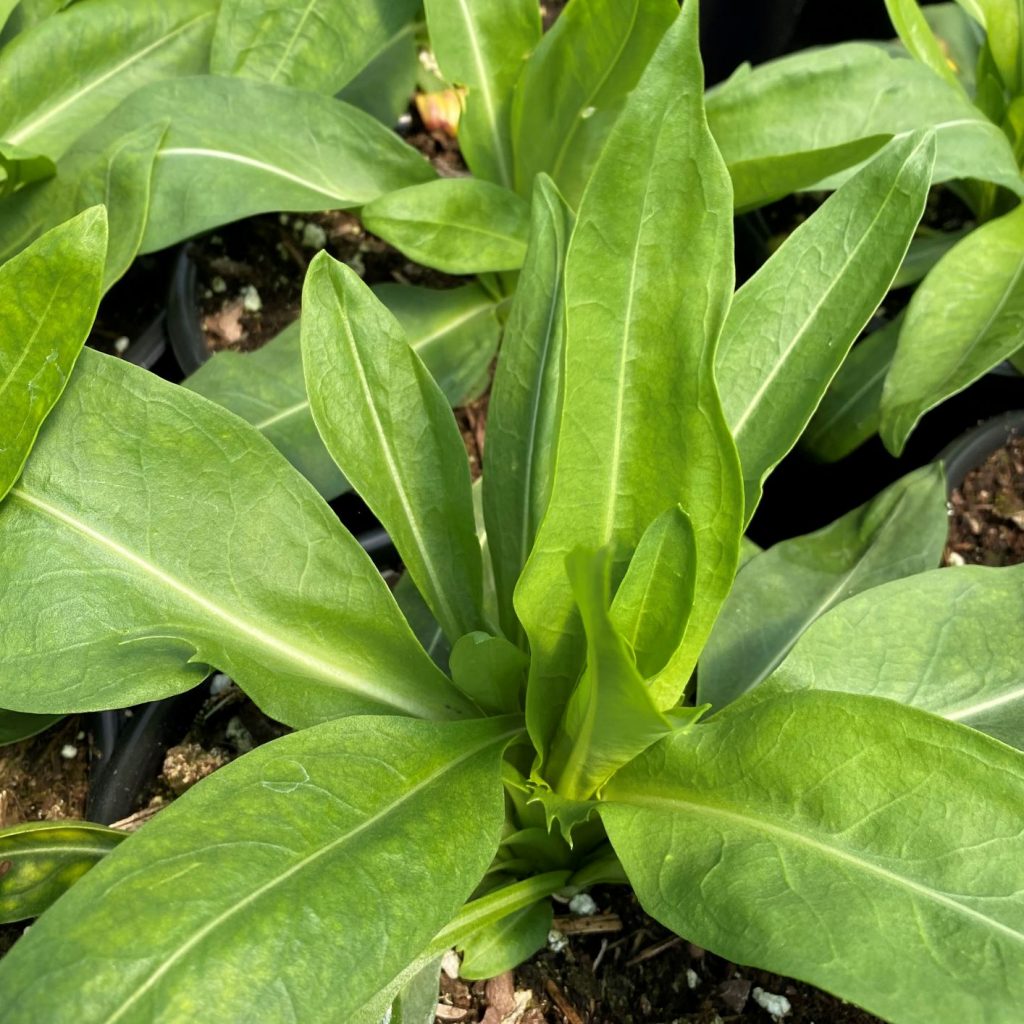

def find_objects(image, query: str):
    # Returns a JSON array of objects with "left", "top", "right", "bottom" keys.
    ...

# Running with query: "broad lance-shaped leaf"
[
  {"left": 547, "top": 549, "right": 678, "bottom": 801},
  {"left": 0, "top": 120, "right": 166, "bottom": 288},
  {"left": 0, "top": 716, "right": 516, "bottom": 1023},
  {"left": 885, "top": 0, "right": 963, "bottom": 89},
  {"left": 699, "top": 463, "right": 948, "bottom": 711},
  {"left": 717, "top": 131, "right": 935, "bottom": 522},
  {"left": 706, "top": 42, "right": 1023, "bottom": 209},
  {"left": 185, "top": 282, "right": 502, "bottom": 500},
  {"left": 510, "top": 0, "right": 676, "bottom": 204},
  {"left": 881, "top": 204, "right": 1024, "bottom": 455},
  {"left": 423, "top": 0, "right": 540, "bottom": 189},
  {"left": 362, "top": 178, "right": 530, "bottom": 275},
  {"left": 211, "top": 0, "right": 419, "bottom": 96},
  {"left": 0, "top": 348, "right": 475, "bottom": 727},
  {"left": 0, "top": 710, "right": 61, "bottom": 747},
  {"left": 0, "top": 0, "right": 215, "bottom": 160},
  {"left": 603, "top": 687, "right": 1024, "bottom": 1024},
  {"left": 976, "top": 0, "right": 1023, "bottom": 94},
  {"left": 63, "top": 74, "right": 434, "bottom": 254},
  {"left": 0, "top": 821, "right": 125, "bottom": 924},
  {"left": 773, "top": 563, "right": 1024, "bottom": 749},
  {"left": 302, "top": 255, "right": 485, "bottom": 645},
  {"left": 483, "top": 175, "right": 572, "bottom": 643},
  {"left": 0, "top": 206, "right": 106, "bottom": 501},
  {"left": 458, "top": 900, "right": 551, "bottom": 980},
  {"left": 517, "top": 3, "right": 742, "bottom": 760}
]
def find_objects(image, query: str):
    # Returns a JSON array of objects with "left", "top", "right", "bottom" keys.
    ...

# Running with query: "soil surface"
[{"left": 945, "top": 435, "right": 1024, "bottom": 567}]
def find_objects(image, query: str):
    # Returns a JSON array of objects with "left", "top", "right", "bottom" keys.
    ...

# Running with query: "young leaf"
[
  {"left": 975, "top": 0, "right": 1023, "bottom": 93},
  {"left": 773, "top": 564, "right": 1024, "bottom": 749},
  {"left": 211, "top": 0, "right": 419, "bottom": 96},
  {"left": 422, "top": 0, "right": 540, "bottom": 188},
  {"left": 0, "top": 821, "right": 125, "bottom": 924},
  {"left": 0, "top": 142, "right": 54, "bottom": 195},
  {"left": 602, "top": 687, "right": 1024, "bottom": 1024},
  {"left": 884, "top": 0, "right": 964, "bottom": 88},
  {"left": 458, "top": 899, "right": 551, "bottom": 980},
  {"left": 483, "top": 175, "right": 572, "bottom": 642},
  {"left": 881, "top": 205, "right": 1024, "bottom": 454},
  {"left": 0, "top": 716, "right": 516, "bottom": 1022},
  {"left": 0, "top": 710, "right": 61, "bottom": 747},
  {"left": 450, "top": 632, "right": 527, "bottom": 714},
  {"left": 717, "top": 131, "right": 935, "bottom": 521},
  {"left": 0, "top": 349, "right": 475, "bottom": 726},
  {"left": 510, "top": 0, "right": 677, "bottom": 203},
  {"left": 699, "top": 464, "right": 949, "bottom": 711},
  {"left": 389, "top": 957, "right": 443, "bottom": 1024},
  {"left": 0, "top": 205, "right": 106, "bottom": 502},
  {"left": 302, "top": 255, "right": 484, "bottom": 644},
  {"left": 361, "top": 178, "right": 530, "bottom": 274},
  {"left": 706, "top": 43, "right": 1023, "bottom": 209},
  {"left": 0, "top": 0, "right": 215, "bottom": 160},
  {"left": 517, "top": 3, "right": 742, "bottom": 758},
  {"left": 185, "top": 283, "right": 501, "bottom": 500},
  {"left": 65, "top": 75, "right": 434, "bottom": 254}
]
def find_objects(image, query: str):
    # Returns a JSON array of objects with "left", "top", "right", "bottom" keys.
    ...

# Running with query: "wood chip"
[
  {"left": 626, "top": 934, "right": 681, "bottom": 966},
  {"left": 551, "top": 912, "right": 622, "bottom": 935},
  {"left": 544, "top": 979, "right": 584, "bottom": 1024},
  {"left": 435, "top": 1005, "right": 471, "bottom": 1022}
]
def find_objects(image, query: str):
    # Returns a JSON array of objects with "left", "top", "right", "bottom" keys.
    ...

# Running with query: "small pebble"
[
  {"left": 686, "top": 968, "right": 700, "bottom": 990},
  {"left": 947, "top": 550, "right": 966, "bottom": 566},
  {"left": 226, "top": 715, "right": 255, "bottom": 754},
  {"left": 278, "top": 213, "right": 290, "bottom": 225},
  {"left": 291, "top": 218, "right": 306, "bottom": 232},
  {"left": 547, "top": 928, "right": 568, "bottom": 953},
  {"left": 113, "top": 336, "right": 130, "bottom": 355},
  {"left": 568, "top": 892, "right": 597, "bottom": 916},
  {"left": 211, "top": 275, "right": 227, "bottom": 294},
  {"left": 752, "top": 987, "right": 791, "bottom": 1020},
  {"left": 240, "top": 284, "right": 262, "bottom": 313},
  {"left": 210, "top": 235, "right": 223, "bottom": 246},
  {"left": 440, "top": 949, "right": 461, "bottom": 980},
  {"left": 59, "top": 744, "right": 77, "bottom": 760},
  {"left": 301, "top": 222, "right": 327, "bottom": 250},
  {"left": 75, "top": 731, "right": 85, "bottom": 741},
  {"left": 209, "top": 672, "right": 233, "bottom": 696},
  {"left": 397, "top": 112, "right": 412, "bottom": 129}
]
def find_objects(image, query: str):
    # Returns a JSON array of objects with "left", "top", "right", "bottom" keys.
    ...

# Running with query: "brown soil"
[{"left": 944, "top": 435, "right": 1024, "bottom": 567}]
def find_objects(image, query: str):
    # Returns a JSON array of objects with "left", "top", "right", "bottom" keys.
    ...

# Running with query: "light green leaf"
[
  {"left": 458, "top": 899, "right": 551, "bottom": 980},
  {"left": 0, "top": 0, "right": 74, "bottom": 41},
  {"left": 0, "top": 716, "right": 515, "bottom": 1023},
  {"left": 211, "top": 0, "right": 419, "bottom": 95},
  {"left": 975, "top": 0, "right": 1023, "bottom": 93},
  {"left": 885, "top": 0, "right": 964, "bottom": 88},
  {"left": 184, "top": 282, "right": 501, "bottom": 500},
  {"left": 0, "top": 710, "right": 61, "bottom": 747},
  {"left": 337, "top": 22, "right": 419, "bottom": 126},
  {"left": 892, "top": 226, "right": 969, "bottom": 289},
  {"left": 483, "top": 175, "right": 572, "bottom": 643},
  {"left": 603, "top": 687, "right": 1024, "bottom": 1024},
  {"left": 423, "top": 0, "right": 540, "bottom": 188},
  {"left": 0, "top": 206, "right": 106, "bottom": 501},
  {"left": 302, "top": 255, "right": 484, "bottom": 644},
  {"left": 362, "top": 178, "right": 530, "bottom": 274},
  {"left": 0, "top": 821, "right": 125, "bottom": 924},
  {"left": 0, "top": 0, "right": 215, "bottom": 160},
  {"left": 0, "top": 141, "right": 53, "bottom": 195},
  {"left": 922, "top": 3, "right": 983, "bottom": 92},
  {"left": 450, "top": 632, "right": 527, "bottom": 714},
  {"left": 510, "top": 0, "right": 677, "bottom": 204},
  {"left": 881, "top": 205, "right": 1024, "bottom": 454},
  {"left": 699, "top": 464, "right": 949, "bottom": 710},
  {"left": 65, "top": 75, "right": 434, "bottom": 254},
  {"left": 773, "top": 563, "right": 1024, "bottom": 749},
  {"left": 0, "top": 348, "right": 475, "bottom": 727},
  {"left": 0, "top": 0, "right": 19, "bottom": 35},
  {"left": 0, "top": 120, "right": 166, "bottom": 289},
  {"left": 389, "top": 958, "right": 443, "bottom": 1024},
  {"left": 706, "top": 43, "right": 1024, "bottom": 209},
  {"left": 517, "top": 4, "right": 742, "bottom": 759},
  {"left": 718, "top": 132, "right": 935, "bottom": 520},
  {"left": 609, "top": 506, "right": 696, "bottom": 681},
  {"left": 800, "top": 314, "right": 901, "bottom": 463}
]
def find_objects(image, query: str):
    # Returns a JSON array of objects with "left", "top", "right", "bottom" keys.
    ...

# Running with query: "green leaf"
[
  {"left": 423, "top": 0, "right": 540, "bottom": 188},
  {"left": 975, "top": 0, "right": 1023, "bottom": 93},
  {"left": 602, "top": 687, "right": 1024, "bottom": 1024},
  {"left": 483, "top": 175, "right": 572, "bottom": 643},
  {"left": 0, "top": 710, "right": 61, "bottom": 747},
  {"left": 211, "top": 0, "right": 419, "bottom": 95},
  {"left": 0, "top": 716, "right": 516, "bottom": 1022},
  {"left": 0, "top": 0, "right": 19, "bottom": 35},
  {"left": 0, "top": 206, "right": 106, "bottom": 501},
  {"left": 892, "top": 226, "right": 969, "bottom": 289},
  {"left": 885, "top": 0, "right": 964, "bottom": 88},
  {"left": 718, "top": 132, "right": 935, "bottom": 520},
  {"left": 706, "top": 43, "right": 1024, "bottom": 209},
  {"left": 510, "top": 0, "right": 677, "bottom": 204},
  {"left": 609, "top": 506, "right": 696, "bottom": 681},
  {"left": 0, "top": 142, "right": 54, "bottom": 195},
  {"left": 458, "top": 899, "right": 551, "bottom": 980},
  {"left": 337, "top": 22, "right": 419, "bottom": 126},
  {"left": 66, "top": 75, "right": 434, "bottom": 254},
  {"left": 517, "top": 4, "right": 742, "bottom": 760},
  {"left": 0, "top": 0, "right": 215, "bottom": 160},
  {"left": 699, "top": 464, "right": 949, "bottom": 710},
  {"left": 361, "top": 178, "right": 530, "bottom": 274},
  {"left": 450, "top": 632, "right": 527, "bottom": 714},
  {"left": 0, "top": 821, "right": 125, "bottom": 924},
  {"left": 547, "top": 549, "right": 676, "bottom": 801},
  {"left": 0, "top": 0, "right": 74, "bottom": 41},
  {"left": 184, "top": 282, "right": 501, "bottom": 500},
  {"left": 773, "top": 563, "right": 1024, "bottom": 749},
  {"left": 0, "top": 121, "right": 166, "bottom": 289},
  {"left": 800, "top": 314, "right": 901, "bottom": 463},
  {"left": 389, "top": 958, "right": 443, "bottom": 1024},
  {"left": 881, "top": 205, "right": 1024, "bottom": 454},
  {"left": 302, "top": 255, "right": 485, "bottom": 644},
  {"left": 0, "top": 348, "right": 475, "bottom": 727}
]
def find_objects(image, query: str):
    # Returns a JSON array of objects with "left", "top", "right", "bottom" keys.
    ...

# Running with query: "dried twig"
[
  {"left": 626, "top": 934, "right": 682, "bottom": 967},
  {"left": 544, "top": 980, "right": 584, "bottom": 1024}
]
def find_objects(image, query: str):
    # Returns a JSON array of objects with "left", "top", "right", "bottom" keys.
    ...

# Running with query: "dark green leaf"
[
  {"left": 337, "top": 22, "right": 419, "bottom": 126},
  {"left": 458, "top": 899, "right": 551, "bottom": 980},
  {"left": 0, "top": 142, "right": 54, "bottom": 195},
  {"left": 0, "top": 710, "right": 61, "bottom": 747}
]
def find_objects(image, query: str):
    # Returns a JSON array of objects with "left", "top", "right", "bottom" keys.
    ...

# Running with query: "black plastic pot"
[
  {"left": 166, "top": 247, "right": 205, "bottom": 376},
  {"left": 937, "top": 411, "right": 1024, "bottom": 492}
]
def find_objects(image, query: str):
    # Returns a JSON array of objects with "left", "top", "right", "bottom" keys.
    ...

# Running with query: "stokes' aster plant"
[{"left": 1, "top": 8, "right": 1024, "bottom": 1024}]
